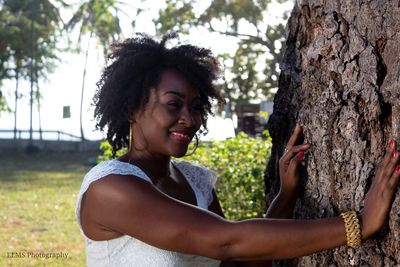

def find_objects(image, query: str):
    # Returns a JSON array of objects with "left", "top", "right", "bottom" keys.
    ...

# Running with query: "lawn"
[{"left": 0, "top": 151, "right": 96, "bottom": 266}]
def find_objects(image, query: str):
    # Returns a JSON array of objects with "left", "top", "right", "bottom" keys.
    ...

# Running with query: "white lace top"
[{"left": 76, "top": 159, "right": 221, "bottom": 267}]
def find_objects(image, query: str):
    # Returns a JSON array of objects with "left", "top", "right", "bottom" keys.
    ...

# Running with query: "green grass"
[{"left": 0, "top": 151, "right": 95, "bottom": 266}]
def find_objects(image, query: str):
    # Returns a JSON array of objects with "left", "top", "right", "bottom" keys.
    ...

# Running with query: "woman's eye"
[
  {"left": 191, "top": 105, "right": 202, "bottom": 113},
  {"left": 168, "top": 102, "right": 182, "bottom": 109}
]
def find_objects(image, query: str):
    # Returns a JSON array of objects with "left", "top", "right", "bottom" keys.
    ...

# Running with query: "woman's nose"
[{"left": 178, "top": 108, "right": 194, "bottom": 126}]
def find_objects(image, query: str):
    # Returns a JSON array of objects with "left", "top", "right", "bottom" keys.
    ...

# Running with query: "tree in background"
[
  {"left": 267, "top": 1, "right": 400, "bottom": 266},
  {"left": 0, "top": 88, "right": 10, "bottom": 114},
  {"left": 0, "top": 0, "right": 64, "bottom": 138},
  {"left": 155, "top": 0, "right": 291, "bottom": 115},
  {"left": 65, "top": 0, "right": 124, "bottom": 140},
  {"left": 0, "top": 2, "right": 30, "bottom": 119}
]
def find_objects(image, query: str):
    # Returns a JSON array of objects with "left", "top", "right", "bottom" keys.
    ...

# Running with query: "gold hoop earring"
[
  {"left": 128, "top": 124, "right": 133, "bottom": 152},
  {"left": 185, "top": 134, "right": 199, "bottom": 157},
  {"left": 130, "top": 124, "right": 148, "bottom": 151}
]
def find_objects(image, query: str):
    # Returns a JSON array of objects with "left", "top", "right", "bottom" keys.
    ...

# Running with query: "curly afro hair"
[{"left": 93, "top": 32, "right": 225, "bottom": 157}]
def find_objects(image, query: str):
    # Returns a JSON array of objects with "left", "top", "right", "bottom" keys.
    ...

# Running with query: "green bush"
[{"left": 98, "top": 131, "right": 272, "bottom": 220}]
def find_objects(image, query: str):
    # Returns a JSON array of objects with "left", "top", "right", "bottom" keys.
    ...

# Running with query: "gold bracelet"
[{"left": 340, "top": 211, "right": 361, "bottom": 248}]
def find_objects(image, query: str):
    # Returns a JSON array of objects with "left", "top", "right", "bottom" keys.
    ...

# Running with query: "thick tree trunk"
[{"left": 266, "top": 0, "right": 400, "bottom": 266}]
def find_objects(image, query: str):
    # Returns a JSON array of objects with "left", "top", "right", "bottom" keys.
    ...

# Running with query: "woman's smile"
[
  {"left": 130, "top": 69, "right": 203, "bottom": 158},
  {"left": 169, "top": 130, "right": 193, "bottom": 143}
]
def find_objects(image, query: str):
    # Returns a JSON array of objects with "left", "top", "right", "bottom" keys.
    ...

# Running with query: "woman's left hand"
[{"left": 278, "top": 124, "right": 310, "bottom": 200}]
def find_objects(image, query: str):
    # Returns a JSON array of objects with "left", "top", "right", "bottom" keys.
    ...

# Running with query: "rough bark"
[{"left": 266, "top": 0, "right": 400, "bottom": 266}]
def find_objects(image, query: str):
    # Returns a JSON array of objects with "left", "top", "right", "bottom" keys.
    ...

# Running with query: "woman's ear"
[{"left": 129, "top": 112, "right": 136, "bottom": 123}]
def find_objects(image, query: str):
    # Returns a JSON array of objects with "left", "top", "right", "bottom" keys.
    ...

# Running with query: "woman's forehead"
[{"left": 156, "top": 70, "right": 200, "bottom": 98}]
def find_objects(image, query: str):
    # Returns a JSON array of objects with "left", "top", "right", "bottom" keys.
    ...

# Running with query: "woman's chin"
[
  {"left": 171, "top": 151, "right": 188, "bottom": 158},
  {"left": 169, "top": 147, "right": 190, "bottom": 158}
]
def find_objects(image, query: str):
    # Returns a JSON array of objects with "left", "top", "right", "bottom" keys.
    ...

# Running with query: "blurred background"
[
  {"left": 0, "top": 0, "right": 293, "bottom": 146},
  {"left": 0, "top": 0, "right": 293, "bottom": 266}
]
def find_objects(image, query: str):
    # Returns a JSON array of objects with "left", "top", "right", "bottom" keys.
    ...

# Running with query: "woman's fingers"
[
  {"left": 287, "top": 151, "right": 306, "bottom": 173},
  {"left": 382, "top": 150, "right": 399, "bottom": 179},
  {"left": 377, "top": 140, "right": 397, "bottom": 178},
  {"left": 285, "top": 124, "right": 302, "bottom": 152},
  {"left": 388, "top": 165, "right": 400, "bottom": 189},
  {"left": 282, "top": 144, "right": 310, "bottom": 162}
]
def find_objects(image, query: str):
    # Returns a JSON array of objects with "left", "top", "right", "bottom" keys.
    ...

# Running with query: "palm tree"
[
  {"left": 0, "top": 0, "right": 63, "bottom": 140},
  {"left": 66, "top": 0, "right": 125, "bottom": 141}
]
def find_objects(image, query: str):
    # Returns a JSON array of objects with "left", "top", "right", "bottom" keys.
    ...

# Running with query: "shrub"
[{"left": 98, "top": 131, "right": 272, "bottom": 220}]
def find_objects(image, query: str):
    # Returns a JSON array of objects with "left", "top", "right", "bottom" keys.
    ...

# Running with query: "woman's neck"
[{"left": 121, "top": 150, "right": 172, "bottom": 179}]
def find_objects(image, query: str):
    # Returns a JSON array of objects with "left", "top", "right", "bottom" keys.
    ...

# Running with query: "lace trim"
[{"left": 173, "top": 161, "right": 217, "bottom": 207}]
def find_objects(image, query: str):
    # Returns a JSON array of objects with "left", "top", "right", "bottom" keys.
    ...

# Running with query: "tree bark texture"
[{"left": 266, "top": 0, "right": 400, "bottom": 266}]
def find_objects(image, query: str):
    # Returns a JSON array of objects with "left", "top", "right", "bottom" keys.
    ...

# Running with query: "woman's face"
[{"left": 133, "top": 69, "right": 203, "bottom": 158}]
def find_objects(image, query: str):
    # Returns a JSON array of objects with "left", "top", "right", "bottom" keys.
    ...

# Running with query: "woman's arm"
[
  {"left": 208, "top": 191, "right": 270, "bottom": 267},
  {"left": 80, "top": 139, "right": 399, "bottom": 261},
  {"left": 81, "top": 174, "right": 345, "bottom": 260}
]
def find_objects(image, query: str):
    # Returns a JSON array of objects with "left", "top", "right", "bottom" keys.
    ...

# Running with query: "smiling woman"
[
  {"left": 92, "top": 32, "right": 224, "bottom": 156},
  {"left": 129, "top": 70, "right": 204, "bottom": 158},
  {"left": 75, "top": 32, "right": 400, "bottom": 267}
]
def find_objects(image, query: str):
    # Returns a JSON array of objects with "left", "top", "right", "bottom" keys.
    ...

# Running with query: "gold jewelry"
[
  {"left": 128, "top": 124, "right": 133, "bottom": 152},
  {"left": 185, "top": 134, "right": 199, "bottom": 156},
  {"left": 340, "top": 211, "right": 362, "bottom": 248},
  {"left": 128, "top": 123, "right": 148, "bottom": 151}
]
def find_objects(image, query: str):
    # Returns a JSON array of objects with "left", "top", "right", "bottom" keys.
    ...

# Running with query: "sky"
[{"left": 0, "top": 0, "right": 294, "bottom": 141}]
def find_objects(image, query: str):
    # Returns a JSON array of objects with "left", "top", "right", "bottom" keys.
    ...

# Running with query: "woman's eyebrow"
[
  {"left": 163, "top": 91, "right": 184, "bottom": 97},
  {"left": 163, "top": 91, "right": 201, "bottom": 101}
]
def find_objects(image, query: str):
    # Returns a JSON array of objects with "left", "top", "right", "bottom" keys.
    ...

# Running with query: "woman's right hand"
[
  {"left": 360, "top": 140, "right": 400, "bottom": 239},
  {"left": 278, "top": 124, "right": 310, "bottom": 199}
]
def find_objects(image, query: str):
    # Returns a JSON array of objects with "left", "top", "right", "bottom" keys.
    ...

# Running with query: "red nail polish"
[
  {"left": 388, "top": 139, "right": 394, "bottom": 148},
  {"left": 392, "top": 150, "right": 398, "bottom": 158},
  {"left": 388, "top": 140, "right": 395, "bottom": 148},
  {"left": 297, "top": 151, "right": 305, "bottom": 159},
  {"left": 395, "top": 165, "right": 400, "bottom": 173}
]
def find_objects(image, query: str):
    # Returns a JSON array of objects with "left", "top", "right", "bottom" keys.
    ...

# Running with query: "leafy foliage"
[
  {"left": 0, "top": 0, "right": 62, "bottom": 82},
  {"left": 0, "top": 0, "right": 63, "bottom": 121},
  {"left": 156, "top": 1, "right": 196, "bottom": 35},
  {"left": 0, "top": 89, "right": 11, "bottom": 114},
  {"left": 155, "top": 0, "right": 292, "bottom": 110},
  {"left": 97, "top": 140, "right": 126, "bottom": 162},
  {"left": 65, "top": 0, "right": 123, "bottom": 56},
  {"left": 185, "top": 131, "right": 272, "bottom": 220},
  {"left": 98, "top": 131, "right": 272, "bottom": 220}
]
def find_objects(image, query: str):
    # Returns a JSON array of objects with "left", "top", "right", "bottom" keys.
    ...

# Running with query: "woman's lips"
[{"left": 170, "top": 132, "right": 192, "bottom": 143}]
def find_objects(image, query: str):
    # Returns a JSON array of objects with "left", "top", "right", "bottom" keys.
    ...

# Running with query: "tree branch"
[{"left": 208, "top": 24, "right": 269, "bottom": 46}]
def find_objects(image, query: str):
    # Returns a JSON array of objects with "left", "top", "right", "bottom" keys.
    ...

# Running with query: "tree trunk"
[
  {"left": 79, "top": 33, "right": 92, "bottom": 141},
  {"left": 36, "top": 82, "right": 42, "bottom": 140},
  {"left": 14, "top": 70, "right": 19, "bottom": 140},
  {"left": 266, "top": 1, "right": 400, "bottom": 266}
]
